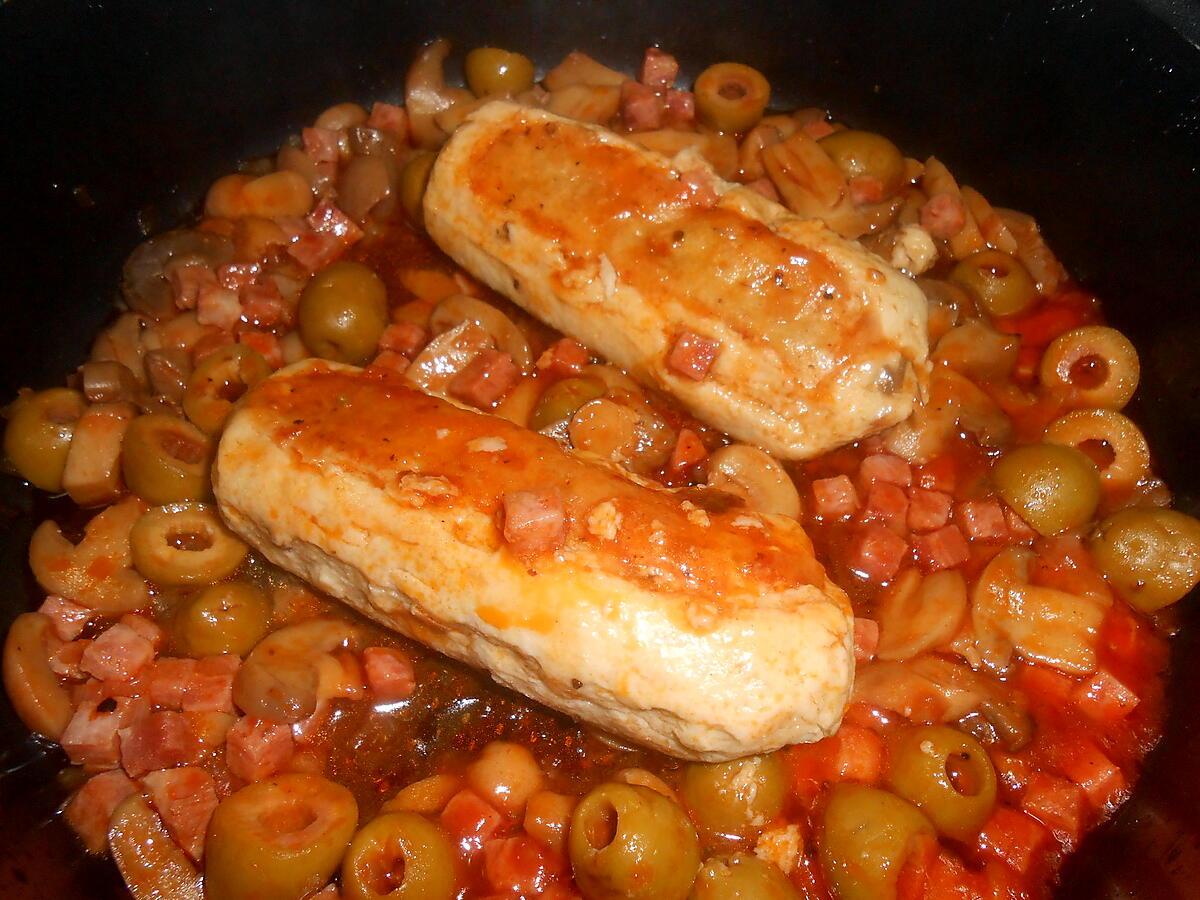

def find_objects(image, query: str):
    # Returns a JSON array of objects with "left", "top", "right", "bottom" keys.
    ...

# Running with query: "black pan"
[{"left": 2, "top": 1, "right": 1198, "bottom": 896}]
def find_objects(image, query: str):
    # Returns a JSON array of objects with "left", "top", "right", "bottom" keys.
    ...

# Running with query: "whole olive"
[
  {"left": 464, "top": 47, "right": 536, "bottom": 97},
  {"left": 399, "top": 152, "right": 438, "bottom": 228},
  {"left": 992, "top": 442, "right": 1101, "bottom": 536},
  {"left": 298, "top": 261, "right": 389, "bottom": 365},
  {"left": 172, "top": 580, "right": 271, "bottom": 658},
  {"left": 341, "top": 812, "right": 459, "bottom": 900},
  {"left": 4, "top": 388, "right": 86, "bottom": 492},
  {"left": 121, "top": 414, "right": 213, "bottom": 505},
  {"left": 680, "top": 754, "right": 787, "bottom": 838},
  {"left": 949, "top": 249, "right": 1038, "bottom": 317},
  {"left": 530, "top": 376, "right": 607, "bottom": 433},
  {"left": 690, "top": 854, "right": 799, "bottom": 899},
  {"left": 818, "top": 130, "right": 906, "bottom": 200},
  {"left": 1090, "top": 507, "right": 1200, "bottom": 612}
]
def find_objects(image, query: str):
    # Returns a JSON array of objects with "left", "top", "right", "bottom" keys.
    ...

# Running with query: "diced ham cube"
[
  {"left": 367, "top": 350, "right": 410, "bottom": 375},
  {"left": 822, "top": 724, "right": 885, "bottom": 784},
  {"left": 119, "top": 614, "right": 165, "bottom": 652},
  {"left": 907, "top": 488, "right": 953, "bottom": 533},
  {"left": 196, "top": 284, "right": 244, "bottom": 329},
  {"left": 913, "top": 525, "right": 970, "bottom": 572},
  {"left": 1057, "top": 740, "right": 1127, "bottom": 809},
  {"left": 226, "top": 716, "right": 295, "bottom": 782},
  {"left": 449, "top": 349, "right": 520, "bottom": 407},
  {"left": 920, "top": 192, "right": 967, "bottom": 240},
  {"left": 667, "top": 331, "right": 720, "bottom": 380},
  {"left": 181, "top": 655, "right": 240, "bottom": 714},
  {"left": 535, "top": 338, "right": 589, "bottom": 376},
  {"left": 238, "top": 331, "right": 284, "bottom": 369},
  {"left": 39, "top": 595, "right": 91, "bottom": 641},
  {"left": 745, "top": 177, "right": 781, "bottom": 202},
  {"left": 668, "top": 428, "right": 708, "bottom": 471},
  {"left": 812, "top": 475, "right": 859, "bottom": 519},
  {"left": 858, "top": 453, "right": 912, "bottom": 489},
  {"left": 302, "top": 126, "right": 342, "bottom": 164},
  {"left": 639, "top": 47, "right": 679, "bottom": 90},
  {"left": 501, "top": 490, "right": 567, "bottom": 555},
  {"left": 862, "top": 482, "right": 909, "bottom": 530},
  {"left": 50, "top": 639, "right": 92, "bottom": 681},
  {"left": 663, "top": 89, "right": 695, "bottom": 127},
  {"left": 286, "top": 230, "right": 346, "bottom": 271},
  {"left": 379, "top": 321, "right": 430, "bottom": 358},
  {"left": 848, "top": 174, "right": 886, "bottom": 206},
  {"left": 80, "top": 623, "right": 156, "bottom": 682},
  {"left": 977, "top": 807, "right": 1050, "bottom": 874},
  {"left": 145, "top": 657, "right": 198, "bottom": 710},
  {"left": 850, "top": 525, "right": 909, "bottom": 583},
  {"left": 1005, "top": 506, "right": 1037, "bottom": 541},
  {"left": 64, "top": 770, "right": 138, "bottom": 853},
  {"left": 956, "top": 498, "right": 1009, "bottom": 540},
  {"left": 1021, "top": 773, "right": 1088, "bottom": 842},
  {"left": 185, "top": 710, "right": 237, "bottom": 748},
  {"left": 853, "top": 618, "right": 879, "bottom": 663},
  {"left": 217, "top": 262, "right": 261, "bottom": 292},
  {"left": 61, "top": 697, "right": 147, "bottom": 769},
  {"left": 240, "top": 280, "right": 292, "bottom": 329},
  {"left": 441, "top": 789, "right": 505, "bottom": 857},
  {"left": 620, "top": 80, "right": 664, "bottom": 132},
  {"left": 307, "top": 200, "right": 363, "bottom": 243},
  {"left": 367, "top": 101, "right": 408, "bottom": 138},
  {"left": 1073, "top": 670, "right": 1140, "bottom": 722},
  {"left": 363, "top": 647, "right": 417, "bottom": 703},
  {"left": 169, "top": 263, "right": 219, "bottom": 311},
  {"left": 484, "top": 835, "right": 567, "bottom": 895},
  {"left": 142, "top": 766, "right": 218, "bottom": 862},
  {"left": 119, "top": 710, "right": 199, "bottom": 777}
]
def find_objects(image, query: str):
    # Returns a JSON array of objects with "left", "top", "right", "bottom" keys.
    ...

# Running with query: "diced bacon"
[
  {"left": 812, "top": 475, "right": 859, "bottom": 519},
  {"left": 72, "top": 675, "right": 147, "bottom": 706},
  {"left": 1005, "top": 506, "right": 1037, "bottom": 541},
  {"left": 907, "top": 488, "right": 952, "bottom": 533},
  {"left": 744, "top": 177, "right": 781, "bottom": 202},
  {"left": 977, "top": 807, "right": 1050, "bottom": 874},
  {"left": 850, "top": 524, "right": 909, "bottom": 583},
  {"left": 858, "top": 453, "right": 912, "bottom": 489},
  {"left": 535, "top": 337, "right": 589, "bottom": 375},
  {"left": 39, "top": 595, "right": 91, "bottom": 641},
  {"left": 367, "top": 101, "right": 408, "bottom": 138},
  {"left": 226, "top": 717, "right": 295, "bottom": 782},
  {"left": 379, "top": 321, "right": 430, "bottom": 358},
  {"left": 1074, "top": 670, "right": 1140, "bottom": 722},
  {"left": 363, "top": 647, "right": 417, "bottom": 703},
  {"left": 302, "top": 126, "right": 342, "bottom": 164},
  {"left": 620, "top": 80, "right": 664, "bottom": 132},
  {"left": 848, "top": 174, "right": 886, "bottom": 206},
  {"left": 1057, "top": 740, "right": 1127, "bottom": 809},
  {"left": 119, "top": 710, "right": 199, "bottom": 777},
  {"left": 142, "top": 766, "right": 218, "bottom": 862},
  {"left": 119, "top": 614, "right": 165, "bottom": 652},
  {"left": 1021, "top": 773, "right": 1088, "bottom": 842},
  {"left": 990, "top": 749, "right": 1032, "bottom": 794},
  {"left": 913, "top": 525, "right": 970, "bottom": 572},
  {"left": 956, "top": 498, "right": 1009, "bottom": 540},
  {"left": 449, "top": 349, "right": 520, "bottom": 407},
  {"left": 169, "top": 263, "right": 218, "bottom": 311},
  {"left": 441, "top": 789, "right": 505, "bottom": 856},
  {"left": 145, "top": 657, "right": 198, "bottom": 710},
  {"left": 501, "top": 490, "right": 567, "bottom": 555},
  {"left": 238, "top": 330, "right": 284, "bottom": 369},
  {"left": 64, "top": 770, "right": 138, "bottom": 853},
  {"left": 307, "top": 200, "right": 363, "bottom": 242},
  {"left": 668, "top": 428, "right": 708, "bottom": 471},
  {"left": 80, "top": 623, "right": 156, "bottom": 682},
  {"left": 287, "top": 229, "right": 347, "bottom": 272},
  {"left": 240, "top": 280, "right": 292, "bottom": 329},
  {"left": 862, "top": 482, "right": 909, "bottom": 530},
  {"left": 920, "top": 192, "right": 967, "bottom": 240},
  {"left": 667, "top": 331, "right": 720, "bottom": 380},
  {"left": 484, "top": 835, "right": 567, "bottom": 895},
  {"left": 639, "top": 47, "right": 679, "bottom": 90},
  {"left": 663, "top": 89, "right": 695, "bottom": 127},
  {"left": 217, "top": 262, "right": 261, "bottom": 292},
  {"left": 181, "top": 654, "right": 240, "bottom": 714},
  {"left": 196, "top": 284, "right": 244, "bottom": 329},
  {"left": 853, "top": 618, "right": 879, "bottom": 663},
  {"left": 61, "top": 697, "right": 147, "bottom": 769},
  {"left": 367, "top": 350, "right": 410, "bottom": 375},
  {"left": 50, "top": 639, "right": 92, "bottom": 680}
]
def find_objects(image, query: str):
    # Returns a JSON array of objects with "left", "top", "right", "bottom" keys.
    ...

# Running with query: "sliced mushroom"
[
  {"left": 933, "top": 319, "right": 1019, "bottom": 382},
  {"left": 430, "top": 295, "right": 533, "bottom": 371},
  {"left": 876, "top": 569, "right": 968, "bottom": 661},
  {"left": 405, "top": 39, "right": 474, "bottom": 149},
  {"left": 706, "top": 444, "right": 801, "bottom": 518},
  {"left": 568, "top": 398, "right": 641, "bottom": 463},
  {"left": 405, "top": 321, "right": 494, "bottom": 396},
  {"left": 121, "top": 230, "right": 234, "bottom": 320}
]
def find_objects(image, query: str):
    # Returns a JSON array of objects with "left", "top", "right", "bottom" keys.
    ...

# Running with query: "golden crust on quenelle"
[
  {"left": 423, "top": 101, "right": 928, "bottom": 460},
  {"left": 213, "top": 361, "right": 854, "bottom": 760}
]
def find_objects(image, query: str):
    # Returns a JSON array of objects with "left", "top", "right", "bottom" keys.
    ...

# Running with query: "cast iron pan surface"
[{"left": 1, "top": 1, "right": 1198, "bottom": 896}]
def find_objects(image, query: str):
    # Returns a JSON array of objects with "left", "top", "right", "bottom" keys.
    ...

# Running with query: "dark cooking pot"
[{"left": 1, "top": 1, "right": 1198, "bottom": 896}]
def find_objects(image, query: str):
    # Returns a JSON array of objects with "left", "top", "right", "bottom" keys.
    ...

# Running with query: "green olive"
[
  {"left": 464, "top": 47, "right": 535, "bottom": 97},
  {"left": 298, "top": 261, "right": 389, "bottom": 365},
  {"left": 569, "top": 782, "right": 701, "bottom": 900},
  {"left": 693, "top": 63, "right": 771, "bottom": 134},
  {"left": 818, "top": 130, "right": 906, "bottom": 199},
  {"left": 530, "top": 376, "right": 606, "bottom": 432},
  {"left": 690, "top": 854, "right": 799, "bottom": 900},
  {"left": 172, "top": 580, "right": 271, "bottom": 658},
  {"left": 819, "top": 784, "right": 935, "bottom": 900},
  {"left": 205, "top": 774, "right": 358, "bottom": 900},
  {"left": 122, "top": 413, "right": 213, "bottom": 505},
  {"left": 183, "top": 344, "right": 271, "bottom": 435},
  {"left": 400, "top": 152, "right": 438, "bottom": 228},
  {"left": 680, "top": 754, "right": 787, "bottom": 838},
  {"left": 949, "top": 250, "right": 1038, "bottom": 317},
  {"left": 887, "top": 725, "right": 997, "bottom": 840},
  {"left": 341, "top": 812, "right": 458, "bottom": 900},
  {"left": 4, "top": 388, "right": 86, "bottom": 492},
  {"left": 130, "top": 501, "right": 248, "bottom": 586},
  {"left": 1090, "top": 507, "right": 1200, "bottom": 612},
  {"left": 992, "top": 442, "right": 1101, "bottom": 536}
]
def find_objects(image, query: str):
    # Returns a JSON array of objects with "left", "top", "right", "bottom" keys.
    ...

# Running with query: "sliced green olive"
[
  {"left": 172, "top": 580, "right": 271, "bottom": 658},
  {"left": 530, "top": 376, "right": 606, "bottom": 433},
  {"left": 298, "top": 261, "right": 389, "bottom": 365},
  {"left": 400, "top": 152, "right": 438, "bottom": 228},
  {"left": 4, "top": 388, "right": 86, "bottom": 491},
  {"left": 183, "top": 344, "right": 271, "bottom": 435},
  {"left": 887, "top": 725, "right": 997, "bottom": 840},
  {"left": 1090, "top": 507, "right": 1200, "bottom": 612},
  {"left": 693, "top": 63, "right": 770, "bottom": 134},
  {"left": 992, "top": 442, "right": 1101, "bottom": 536},
  {"left": 341, "top": 812, "right": 459, "bottom": 900},
  {"left": 949, "top": 250, "right": 1038, "bottom": 317},
  {"left": 121, "top": 414, "right": 213, "bottom": 505},
  {"left": 464, "top": 47, "right": 535, "bottom": 97},
  {"left": 680, "top": 754, "right": 787, "bottom": 838},
  {"left": 130, "top": 501, "right": 248, "bottom": 586},
  {"left": 690, "top": 854, "right": 799, "bottom": 900}
]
